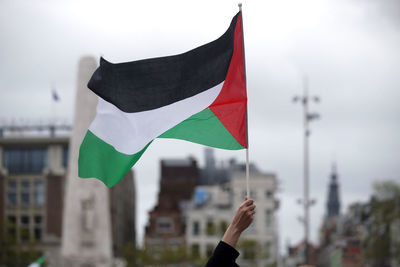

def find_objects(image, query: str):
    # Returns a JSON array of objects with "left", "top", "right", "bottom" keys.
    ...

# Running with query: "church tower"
[{"left": 326, "top": 163, "right": 340, "bottom": 218}]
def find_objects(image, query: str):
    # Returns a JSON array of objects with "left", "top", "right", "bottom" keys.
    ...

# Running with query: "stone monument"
[{"left": 60, "top": 56, "right": 113, "bottom": 267}]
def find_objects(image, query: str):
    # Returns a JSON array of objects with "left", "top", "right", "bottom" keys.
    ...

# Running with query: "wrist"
[
  {"left": 222, "top": 225, "right": 242, "bottom": 248},
  {"left": 227, "top": 224, "right": 242, "bottom": 237}
]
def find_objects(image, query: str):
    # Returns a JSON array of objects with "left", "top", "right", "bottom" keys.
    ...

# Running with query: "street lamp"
[{"left": 293, "top": 76, "right": 320, "bottom": 265}]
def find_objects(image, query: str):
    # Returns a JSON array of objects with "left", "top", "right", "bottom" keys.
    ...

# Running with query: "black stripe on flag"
[{"left": 88, "top": 13, "right": 239, "bottom": 113}]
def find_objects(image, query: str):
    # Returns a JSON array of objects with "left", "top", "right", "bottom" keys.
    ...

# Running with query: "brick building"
[{"left": 145, "top": 158, "right": 198, "bottom": 255}]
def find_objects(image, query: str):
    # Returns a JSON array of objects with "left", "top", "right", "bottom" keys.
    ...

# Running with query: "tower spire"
[
  {"left": 327, "top": 162, "right": 340, "bottom": 218},
  {"left": 332, "top": 161, "right": 337, "bottom": 176}
]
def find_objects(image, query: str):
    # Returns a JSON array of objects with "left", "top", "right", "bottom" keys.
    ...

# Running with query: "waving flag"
[
  {"left": 28, "top": 255, "right": 46, "bottom": 267},
  {"left": 79, "top": 12, "right": 247, "bottom": 187}
]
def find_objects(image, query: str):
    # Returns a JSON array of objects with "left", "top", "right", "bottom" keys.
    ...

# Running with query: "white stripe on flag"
[{"left": 89, "top": 81, "right": 224, "bottom": 154}]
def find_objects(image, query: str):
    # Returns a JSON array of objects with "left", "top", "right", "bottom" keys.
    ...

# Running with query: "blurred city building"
[
  {"left": 0, "top": 128, "right": 68, "bottom": 249},
  {"left": 199, "top": 148, "right": 229, "bottom": 185},
  {"left": 0, "top": 125, "right": 136, "bottom": 265},
  {"left": 184, "top": 161, "right": 280, "bottom": 267},
  {"left": 313, "top": 167, "right": 400, "bottom": 267},
  {"left": 144, "top": 157, "right": 198, "bottom": 260},
  {"left": 314, "top": 164, "right": 367, "bottom": 267},
  {"left": 354, "top": 183, "right": 400, "bottom": 267},
  {"left": 144, "top": 148, "right": 280, "bottom": 266},
  {"left": 317, "top": 163, "right": 344, "bottom": 266},
  {"left": 283, "top": 240, "right": 319, "bottom": 267}
]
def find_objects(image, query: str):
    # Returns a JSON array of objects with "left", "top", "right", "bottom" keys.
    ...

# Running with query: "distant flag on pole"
[
  {"left": 78, "top": 11, "right": 248, "bottom": 187},
  {"left": 28, "top": 255, "right": 46, "bottom": 267},
  {"left": 52, "top": 88, "right": 60, "bottom": 102}
]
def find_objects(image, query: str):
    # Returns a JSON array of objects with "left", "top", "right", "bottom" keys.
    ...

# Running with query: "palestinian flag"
[
  {"left": 79, "top": 12, "right": 247, "bottom": 187},
  {"left": 28, "top": 255, "right": 46, "bottom": 267}
]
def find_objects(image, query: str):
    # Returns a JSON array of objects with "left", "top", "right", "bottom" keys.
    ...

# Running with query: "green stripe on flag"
[
  {"left": 79, "top": 108, "right": 243, "bottom": 187},
  {"left": 79, "top": 130, "right": 151, "bottom": 187},
  {"left": 28, "top": 255, "right": 46, "bottom": 267},
  {"left": 36, "top": 255, "right": 46, "bottom": 265},
  {"left": 159, "top": 108, "right": 244, "bottom": 150}
]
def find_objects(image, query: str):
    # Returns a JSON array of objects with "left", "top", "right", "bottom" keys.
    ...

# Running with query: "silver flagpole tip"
[{"left": 238, "top": 3, "right": 242, "bottom": 10}]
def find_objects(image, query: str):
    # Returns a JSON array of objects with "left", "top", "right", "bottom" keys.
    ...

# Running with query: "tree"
[
  {"left": 0, "top": 219, "right": 42, "bottom": 267},
  {"left": 123, "top": 242, "right": 206, "bottom": 267},
  {"left": 122, "top": 242, "right": 141, "bottom": 267},
  {"left": 238, "top": 239, "right": 274, "bottom": 266},
  {"left": 363, "top": 180, "right": 400, "bottom": 267}
]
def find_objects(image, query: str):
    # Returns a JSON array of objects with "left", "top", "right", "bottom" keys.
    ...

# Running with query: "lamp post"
[{"left": 293, "top": 76, "right": 320, "bottom": 264}]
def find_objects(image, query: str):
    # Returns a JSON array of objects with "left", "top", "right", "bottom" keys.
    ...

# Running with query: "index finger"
[{"left": 241, "top": 199, "right": 254, "bottom": 207}]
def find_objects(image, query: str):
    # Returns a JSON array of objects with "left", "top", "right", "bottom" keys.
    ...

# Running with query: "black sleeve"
[{"left": 204, "top": 241, "right": 240, "bottom": 267}]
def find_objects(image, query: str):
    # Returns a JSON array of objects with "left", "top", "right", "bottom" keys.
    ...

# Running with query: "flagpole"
[
  {"left": 246, "top": 146, "right": 250, "bottom": 198},
  {"left": 238, "top": 3, "right": 250, "bottom": 199}
]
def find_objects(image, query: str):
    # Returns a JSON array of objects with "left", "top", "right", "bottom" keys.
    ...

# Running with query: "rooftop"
[{"left": 162, "top": 158, "right": 195, "bottom": 167}]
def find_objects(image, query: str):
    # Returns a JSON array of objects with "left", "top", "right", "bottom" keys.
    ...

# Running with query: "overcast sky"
[{"left": 1, "top": 0, "right": 399, "bottom": 254}]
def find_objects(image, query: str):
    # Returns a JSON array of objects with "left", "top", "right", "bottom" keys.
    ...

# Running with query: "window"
[
  {"left": 34, "top": 215, "right": 42, "bottom": 224},
  {"left": 21, "top": 227, "right": 30, "bottom": 242},
  {"left": 63, "top": 146, "right": 69, "bottom": 168},
  {"left": 8, "top": 227, "right": 16, "bottom": 239},
  {"left": 7, "top": 181, "right": 17, "bottom": 206},
  {"left": 192, "top": 221, "right": 200, "bottom": 236},
  {"left": 34, "top": 228, "right": 42, "bottom": 241},
  {"left": 205, "top": 220, "right": 216, "bottom": 236},
  {"left": 21, "top": 215, "right": 30, "bottom": 225},
  {"left": 21, "top": 215, "right": 31, "bottom": 242},
  {"left": 7, "top": 192, "right": 17, "bottom": 205},
  {"left": 8, "top": 180, "right": 17, "bottom": 190},
  {"left": 7, "top": 215, "right": 17, "bottom": 225},
  {"left": 21, "top": 180, "right": 30, "bottom": 189},
  {"left": 34, "top": 180, "right": 44, "bottom": 206},
  {"left": 21, "top": 180, "right": 30, "bottom": 205},
  {"left": 3, "top": 147, "right": 47, "bottom": 174},
  {"left": 265, "top": 190, "right": 273, "bottom": 198},
  {"left": 265, "top": 210, "right": 272, "bottom": 228},
  {"left": 220, "top": 220, "right": 228, "bottom": 234},
  {"left": 242, "top": 190, "right": 256, "bottom": 200},
  {"left": 34, "top": 215, "right": 43, "bottom": 241},
  {"left": 156, "top": 217, "right": 173, "bottom": 234},
  {"left": 191, "top": 244, "right": 200, "bottom": 258},
  {"left": 6, "top": 216, "right": 17, "bottom": 240}
]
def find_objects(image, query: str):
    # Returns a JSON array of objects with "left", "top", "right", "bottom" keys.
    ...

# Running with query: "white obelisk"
[{"left": 61, "top": 56, "right": 113, "bottom": 267}]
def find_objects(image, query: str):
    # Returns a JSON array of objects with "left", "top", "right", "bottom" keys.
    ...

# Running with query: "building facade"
[
  {"left": 185, "top": 163, "right": 280, "bottom": 267},
  {"left": 144, "top": 158, "right": 198, "bottom": 259},
  {"left": 284, "top": 241, "right": 319, "bottom": 267},
  {"left": 0, "top": 127, "right": 136, "bottom": 264},
  {"left": 0, "top": 135, "right": 68, "bottom": 248},
  {"left": 317, "top": 164, "right": 366, "bottom": 267}
]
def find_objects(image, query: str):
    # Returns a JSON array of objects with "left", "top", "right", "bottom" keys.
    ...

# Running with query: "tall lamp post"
[{"left": 293, "top": 77, "right": 320, "bottom": 264}]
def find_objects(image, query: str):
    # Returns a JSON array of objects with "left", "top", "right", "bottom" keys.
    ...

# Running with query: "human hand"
[
  {"left": 221, "top": 198, "right": 256, "bottom": 248},
  {"left": 230, "top": 198, "right": 256, "bottom": 233}
]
